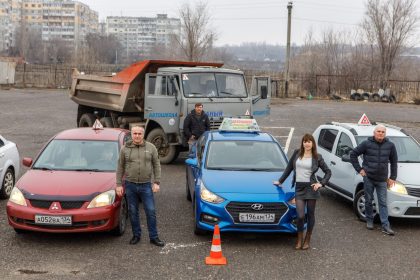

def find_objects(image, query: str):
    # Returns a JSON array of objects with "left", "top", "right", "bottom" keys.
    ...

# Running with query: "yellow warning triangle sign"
[{"left": 358, "top": 113, "right": 371, "bottom": 126}]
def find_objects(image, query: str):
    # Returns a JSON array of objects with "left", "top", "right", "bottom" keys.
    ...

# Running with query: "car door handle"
[
  {"left": 145, "top": 107, "right": 153, "bottom": 111},
  {"left": 330, "top": 161, "right": 336, "bottom": 165}
]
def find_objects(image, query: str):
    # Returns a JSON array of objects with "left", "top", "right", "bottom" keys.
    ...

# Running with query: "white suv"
[{"left": 313, "top": 122, "right": 420, "bottom": 220}]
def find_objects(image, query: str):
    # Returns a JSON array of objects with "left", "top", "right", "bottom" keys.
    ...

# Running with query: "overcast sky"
[{"left": 82, "top": 0, "right": 420, "bottom": 46}]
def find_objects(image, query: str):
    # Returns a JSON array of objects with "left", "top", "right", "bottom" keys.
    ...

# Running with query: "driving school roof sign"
[{"left": 219, "top": 117, "right": 260, "bottom": 132}]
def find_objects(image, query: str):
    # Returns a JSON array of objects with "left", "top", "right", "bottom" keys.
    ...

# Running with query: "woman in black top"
[{"left": 274, "top": 134, "right": 331, "bottom": 250}]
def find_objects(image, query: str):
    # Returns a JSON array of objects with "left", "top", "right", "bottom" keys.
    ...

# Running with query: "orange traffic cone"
[{"left": 205, "top": 224, "right": 227, "bottom": 265}]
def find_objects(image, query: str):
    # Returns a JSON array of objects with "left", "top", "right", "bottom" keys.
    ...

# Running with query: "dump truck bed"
[{"left": 69, "top": 60, "right": 224, "bottom": 112}]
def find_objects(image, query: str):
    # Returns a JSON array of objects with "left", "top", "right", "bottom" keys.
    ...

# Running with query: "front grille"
[
  {"left": 23, "top": 219, "right": 88, "bottom": 228},
  {"left": 226, "top": 202, "right": 288, "bottom": 224},
  {"left": 404, "top": 207, "right": 420, "bottom": 216},
  {"left": 29, "top": 200, "right": 85, "bottom": 209},
  {"left": 406, "top": 187, "right": 420, "bottom": 198}
]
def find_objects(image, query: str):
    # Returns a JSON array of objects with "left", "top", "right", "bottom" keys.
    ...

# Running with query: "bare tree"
[
  {"left": 176, "top": 1, "right": 217, "bottom": 61},
  {"left": 83, "top": 33, "right": 121, "bottom": 64},
  {"left": 363, "top": 0, "right": 418, "bottom": 88}
]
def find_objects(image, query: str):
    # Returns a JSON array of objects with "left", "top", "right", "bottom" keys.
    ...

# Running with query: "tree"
[
  {"left": 84, "top": 33, "right": 121, "bottom": 64},
  {"left": 176, "top": 1, "right": 217, "bottom": 61},
  {"left": 362, "top": 0, "right": 418, "bottom": 88}
]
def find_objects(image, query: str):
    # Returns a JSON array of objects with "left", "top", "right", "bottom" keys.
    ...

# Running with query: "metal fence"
[{"left": 11, "top": 64, "right": 420, "bottom": 102}]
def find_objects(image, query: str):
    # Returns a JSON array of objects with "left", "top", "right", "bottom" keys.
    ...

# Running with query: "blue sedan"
[{"left": 185, "top": 122, "right": 297, "bottom": 235}]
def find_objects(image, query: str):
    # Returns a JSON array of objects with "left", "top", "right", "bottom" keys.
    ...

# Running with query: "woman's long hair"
[{"left": 299, "top": 133, "right": 318, "bottom": 159}]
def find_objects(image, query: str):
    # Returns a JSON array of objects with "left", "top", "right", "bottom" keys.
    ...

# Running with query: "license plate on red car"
[
  {"left": 239, "top": 213, "right": 275, "bottom": 223},
  {"left": 35, "top": 215, "right": 72, "bottom": 225}
]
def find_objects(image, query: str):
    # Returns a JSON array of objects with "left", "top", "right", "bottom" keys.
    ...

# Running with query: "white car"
[
  {"left": 313, "top": 122, "right": 420, "bottom": 220},
  {"left": 0, "top": 135, "right": 20, "bottom": 199}
]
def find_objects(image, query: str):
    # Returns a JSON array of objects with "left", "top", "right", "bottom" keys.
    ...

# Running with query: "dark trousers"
[{"left": 125, "top": 181, "right": 158, "bottom": 239}]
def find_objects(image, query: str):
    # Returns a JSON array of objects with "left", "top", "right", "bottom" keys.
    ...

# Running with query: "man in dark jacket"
[
  {"left": 183, "top": 103, "right": 210, "bottom": 149},
  {"left": 350, "top": 124, "right": 398, "bottom": 235}
]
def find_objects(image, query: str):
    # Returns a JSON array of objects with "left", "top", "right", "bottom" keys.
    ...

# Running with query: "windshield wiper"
[
  {"left": 33, "top": 167, "right": 53, "bottom": 171},
  {"left": 74, "top": 168, "right": 101, "bottom": 172},
  {"left": 246, "top": 168, "right": 279, "bottom": 171}
]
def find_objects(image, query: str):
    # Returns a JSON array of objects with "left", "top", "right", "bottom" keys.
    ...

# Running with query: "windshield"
[
  {"left": 33, "top": 140, "right": 119, "bottom": 171},
  {"left": 182, "top": 72, "right": 247, "bottom": 98},
  {"left": 356, "top": 136, "right": 420, "bottom": 162},
  {"left": 206, "top": 140, "right": 287, "bottom": 170}
]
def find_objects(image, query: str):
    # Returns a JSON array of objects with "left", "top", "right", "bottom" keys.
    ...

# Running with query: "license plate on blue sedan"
[
  {"left": 239, "top": 213, "right": 275, "bottom": 223},
  {"left": 35, "top": 215, "right": 72, "bottom": 225}
]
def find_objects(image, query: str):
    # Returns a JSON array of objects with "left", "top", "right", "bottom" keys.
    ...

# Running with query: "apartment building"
[
  {"left": 106, "top": 14, "right": 181, "bottom": 57},
  {"left": 0, "top": 0, "right": 98, "bottom": 52},
  {"left": 0, "top": 0, "right": 21, "bottom": 51}
]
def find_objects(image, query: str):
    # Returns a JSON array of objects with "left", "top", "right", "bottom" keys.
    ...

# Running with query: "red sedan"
[{"left": 7, "top": 127, "right": 130, "bottom": 235}]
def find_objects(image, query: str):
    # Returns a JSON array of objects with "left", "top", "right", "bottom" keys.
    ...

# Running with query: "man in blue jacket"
[{"left": 350, "top": 124, "right": 398, "bottom": 235}]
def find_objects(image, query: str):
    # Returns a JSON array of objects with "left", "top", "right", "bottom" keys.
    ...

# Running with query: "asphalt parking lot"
[{"left": 0, "top": 89, "right": 419, "bottom": 280}]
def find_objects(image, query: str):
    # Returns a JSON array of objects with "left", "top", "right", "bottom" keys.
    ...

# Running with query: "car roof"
[
  {"left": 324, "top": 123, "right": 407, "bottom": 137},
  {"left": 158, "top": 67, "right": 243, "bottom": 75},
  {"left": 209, "top": 131, "right": 275, "bottom": 142},
  {"left": 54, "top": 128, "right": 128, "bottom": 141}
]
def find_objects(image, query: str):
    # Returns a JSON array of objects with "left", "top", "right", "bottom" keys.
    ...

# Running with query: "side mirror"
[
  {"left": 342, "top": 153, "right": 351, "bottom": 163},
  {"left": 261, "top": 86, "right": 268, "bottom": 99},
  {"left": 185, "top": 158, "right": 198, "bottom": 167},
  {"left": 22, "top": 157, "right": 33, "bottom": 167}
]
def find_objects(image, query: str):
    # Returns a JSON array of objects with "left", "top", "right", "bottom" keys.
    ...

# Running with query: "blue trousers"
[
  {"left": 125, "top": 181, "right": 158, "bottom": 239},
  {"left": 363, "top": 176, "right": 389, "bottom": 227}
]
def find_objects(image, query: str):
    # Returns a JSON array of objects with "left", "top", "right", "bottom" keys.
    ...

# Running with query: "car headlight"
[
  {"left": 87, "top": 190, "right": 116, "bottom": 208},
  {"left": 200, "top": 182, "right": 224, "bottom": 204},
  {"left": 388, "top": 181, "right": 408, "bottom": 195},
  {"left": 9, "top": 187, "right": 27, "bottom": 207}
]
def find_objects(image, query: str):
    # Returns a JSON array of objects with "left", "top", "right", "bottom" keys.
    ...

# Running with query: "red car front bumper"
[{"left": 7, "top": 201, "right": 121, "bottom": 233}]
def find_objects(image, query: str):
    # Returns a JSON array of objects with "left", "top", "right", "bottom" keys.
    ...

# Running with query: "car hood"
[
  {"left": 202, "top": 169, "right": 294, "bottom": 194},
  {"left": 397, "top": 163, "right": 420, "bottom": 185},
  {"left": 17, "top": 170, "right": 115, "bottom": 197}
]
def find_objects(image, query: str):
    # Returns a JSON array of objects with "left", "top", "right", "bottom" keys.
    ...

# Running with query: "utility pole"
[{"left": 284, "top": 2, "right": 293, "bottom": 98}]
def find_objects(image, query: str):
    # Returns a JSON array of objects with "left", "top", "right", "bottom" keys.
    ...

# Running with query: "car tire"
[
  {"left": 186, "top": 168, "right": 192, "bottom": 201},
  {"left": 100, "top": 117, "right": 114, "bottom": 128},
  {"left": 371, "top": 94, "right": 380, "bottom": 102},
  {"left": 146, "top": 128, "right": 179, "bottom": 164},
  {"left": 193, "top": 198, "right": 207, "bottom": 235},
  {"left": 79, "top": 113, "right": 96, "bottom": 127},
  {"left": 111, "top": 197, "right": 128, "bottom": 236},
  {"left": 0, "top": 168, "right": 14, "bottom": 199},
  {"left": 353, "top": 189, "right": 378, "bottom": 221},
  {"left": 14, "top": 228, "right": 27, "bottom": 234}
]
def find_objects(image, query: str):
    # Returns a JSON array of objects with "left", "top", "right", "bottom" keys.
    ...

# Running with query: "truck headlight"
[
  {"left": 9, "top": 187, "right": 27, "bottom": 207},
  {"left": 87, "top": 190, "right": 116, "bottom": 208},
  {"left": 388, "top": 181, "right": 408, "bottom": 195},
  {"left": 200, "top": 182, "right": 224, "bottom": 204}
]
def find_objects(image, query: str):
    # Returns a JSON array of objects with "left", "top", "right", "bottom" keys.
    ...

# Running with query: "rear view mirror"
[
  {"left": 22, "top": 158, "right": 33, "bottom": 167},
  {"left": 185, "top": 158, "right": 198, "bottom": 167},
  {"left": 342, "top": 154, "right": 351, "bottom": 162},
  {"left": 261, "top": 86, "right": 268, "bottom": 99}
]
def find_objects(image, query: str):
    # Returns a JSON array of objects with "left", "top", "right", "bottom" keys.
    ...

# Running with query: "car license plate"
[
  {"left": 35, "top": 215, "right": 72, "bottom": 225},
  {"left": 239, "top": 213, "right": 275, "bottom": 223}
]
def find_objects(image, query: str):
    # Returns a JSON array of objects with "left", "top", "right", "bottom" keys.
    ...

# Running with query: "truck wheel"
[
  {"left": 146, "top": 128, "right": 179, "bottom": 164},
  {"left": 100, "top": 117, "right": 114, "bottom": 127},
  {"left": 79, "top": 113, "right": 96, "bottom": 127}
]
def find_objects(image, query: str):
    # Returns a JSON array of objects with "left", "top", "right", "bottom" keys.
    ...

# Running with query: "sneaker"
[
  {"left": 382, "top": 225, "right": 395, "bottom": 236},
  {"left": 366, "top": 221, "right": 374, "bottom": 230}
]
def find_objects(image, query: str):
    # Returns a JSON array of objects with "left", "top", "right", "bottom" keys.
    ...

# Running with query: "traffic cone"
[{"left": 205, "top": 224, "right": 227, "bottom": 265}]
